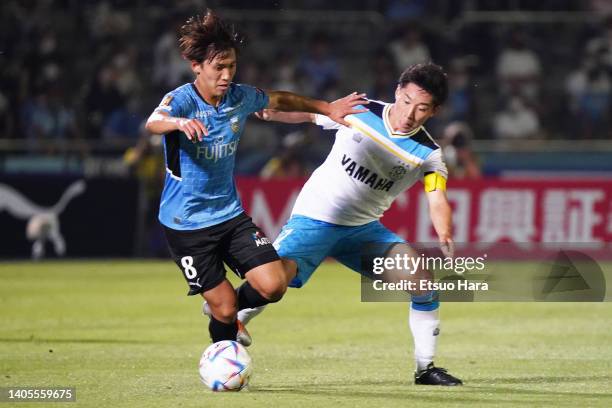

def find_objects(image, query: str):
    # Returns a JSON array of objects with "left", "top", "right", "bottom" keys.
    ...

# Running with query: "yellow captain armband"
[{"left": 423, "top": 172, "right": 447, "bottom": 192}]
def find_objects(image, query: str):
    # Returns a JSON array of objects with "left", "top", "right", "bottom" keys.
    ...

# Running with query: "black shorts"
[{"left": 163, "top": 212, "right": 280, "bottom": 296}]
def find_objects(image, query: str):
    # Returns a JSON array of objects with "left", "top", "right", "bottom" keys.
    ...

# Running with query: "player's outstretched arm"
[
  {"left": 426, "top": 187, "right": 455, "bottom": 258},
  {"left": 145, "top": 110, "right": 208, "bottom": 142},
  {"left": 266, "top": 91, "right": 368, "bottom": 127}
]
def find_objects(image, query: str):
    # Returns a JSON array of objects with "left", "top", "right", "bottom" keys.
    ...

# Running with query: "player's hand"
[
  {"left": 254, "top": 109, "right": 275, "bottom": 121},
  {"left": 176, "top": 118, "right": 208, "bottom": 142},
  {"left": 327, "top": 92, "right": 369, "bottom": 127},
  {"left": 439, "top": 236, "right": 455, "bottom": 259}
]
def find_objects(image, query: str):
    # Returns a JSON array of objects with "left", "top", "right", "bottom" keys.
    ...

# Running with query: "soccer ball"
[{"left": 198, "top": 340, "right": 252, "bottom": 391}]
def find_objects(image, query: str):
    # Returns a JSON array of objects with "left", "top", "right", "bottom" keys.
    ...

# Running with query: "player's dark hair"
[
  {"left": 179, "top": 9, "right": 242, "bottom": 63},
  {"left": 398, "top": 62, "right": 448, "bottom": 106}
]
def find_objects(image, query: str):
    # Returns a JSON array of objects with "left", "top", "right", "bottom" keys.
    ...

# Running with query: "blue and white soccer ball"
[{"left": 199, "top": 340, "right": 252, "bottom": 391}]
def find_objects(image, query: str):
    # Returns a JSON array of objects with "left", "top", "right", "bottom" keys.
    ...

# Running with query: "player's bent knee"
[
  {"left": 209, "top": 303, "right": 238, "bottom": 322},
  {"left": 245, "top": 261, "right": 289, "bottom": 302},
  {"left": 256, "top": 280, "right": 287, "bottom": 303}
]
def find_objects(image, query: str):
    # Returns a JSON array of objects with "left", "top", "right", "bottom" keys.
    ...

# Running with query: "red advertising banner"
[{"left": 236, "top": 177, "right": 612, "bottom": 249}]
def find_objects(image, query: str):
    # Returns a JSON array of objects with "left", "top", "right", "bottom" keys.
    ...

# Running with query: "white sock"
[
  {"left": 409, "top": 306, "right": 440, "bottom": 372},
  {"left": 237, "top": 305, "right": 267, "bottom": 325}
]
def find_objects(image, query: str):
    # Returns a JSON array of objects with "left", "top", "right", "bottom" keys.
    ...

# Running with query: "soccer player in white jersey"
[{"left": 242, "top": 62, "right": 463, "bottom": 385}]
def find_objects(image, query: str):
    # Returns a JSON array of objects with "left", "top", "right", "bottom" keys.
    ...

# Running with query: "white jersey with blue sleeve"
[{"left": 291, "top": 100, "right": 447, "bottom": 226}]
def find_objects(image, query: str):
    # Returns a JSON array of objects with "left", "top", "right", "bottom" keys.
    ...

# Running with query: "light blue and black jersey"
[{"left": 155, "top": 83, "right": 269, "bottom": 230}]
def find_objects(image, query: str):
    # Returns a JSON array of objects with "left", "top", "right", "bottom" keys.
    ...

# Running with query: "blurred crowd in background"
[{"left": 1, "top": 0, "right": 611, "bottom": 179}]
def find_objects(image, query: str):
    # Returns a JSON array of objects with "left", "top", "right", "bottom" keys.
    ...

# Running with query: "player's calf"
[
  {"left": 202, "top": 280, "right": 239, "bottom": 342},
  {"left": 203, "top": 280, "right": 238, "bottom": 321}
]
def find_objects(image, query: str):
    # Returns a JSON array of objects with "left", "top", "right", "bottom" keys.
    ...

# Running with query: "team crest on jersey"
[
  {"left": 252, "top": 231, "right": 271, "bottom": 247},
  {"left": 388, "top": 165, "right": 407, "bottom": 181},
  {"left": 230, "top": 116, "right": 240, "bottom": 133},
  {"left": 160, "top": 95, "right": 173, "bottom": 106}
]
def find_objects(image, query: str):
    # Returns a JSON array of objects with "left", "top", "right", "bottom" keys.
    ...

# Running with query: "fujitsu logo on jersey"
[
  {"left": 252, "top": 231, "right": 271, "bottom": 247},
  {"left": 196, "top": 141, "right": 238, "bottom": 162},
  {"left": 341, "top": 154, "right": 394, "bottom": 192}
]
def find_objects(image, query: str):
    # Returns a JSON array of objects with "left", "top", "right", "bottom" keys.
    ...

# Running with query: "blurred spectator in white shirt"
[
  {"left": 153, "top": 24, "right": 192, "bottom": 89},
  {"left": 388, "top": 26, "right": 431, "bottom": 74},
  {"left": 493, "top": 97, "right": 540, "bottom": 139},
  {"left": 585, "top": 16, "right": 612, "bottom": 70},
  {"left": 496, "top": 30, "right": 541, "bottom": 102}
]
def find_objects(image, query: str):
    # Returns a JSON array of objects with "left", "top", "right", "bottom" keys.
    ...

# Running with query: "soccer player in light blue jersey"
[
  {"left": 240, "top": 63, "right": 463, "bottom": 385},
  {"left": 145, "top": 9, "right": 366, "bottom": 345}
]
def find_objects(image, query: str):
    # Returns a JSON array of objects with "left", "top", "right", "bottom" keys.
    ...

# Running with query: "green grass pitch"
[{"left": 1, "top": 260, "right": 611, "bottom": 407}]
